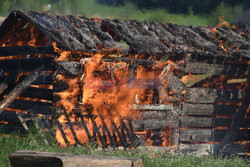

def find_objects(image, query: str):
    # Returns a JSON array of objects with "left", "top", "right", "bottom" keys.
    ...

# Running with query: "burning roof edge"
[{"left": 0, "top": 10, "right": 249, "bottom": 58}]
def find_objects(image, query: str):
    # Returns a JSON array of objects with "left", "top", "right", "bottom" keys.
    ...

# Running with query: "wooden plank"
[
  {"left": 180, "top": 62, "right": 249, "bottom": 75},
  {"left": 184, "top": 88, "right": 243, "bottom": 104},
  {"left": 132, "top": 119, "right": 179, "bottom": 131},
  {"left": 0, "top": 70, "right": 18, "bottom": 95},
  {"left": 182, "top": 103, "right": 242, "bottom": 116},
  {"left": 0, "top": 58, "right": 53, "bottom": 71},
  {"left": 20, "top": 87, "right": 53, "bottom": 100},
  {"left": 9, "top": 150, "right": 143, "bottom": 167},
  {"left": 180, "top": 117, "right": 232, "bottom": 128},
  {"left": 179, "top": 129, "right": 226, "bottom": 142}
]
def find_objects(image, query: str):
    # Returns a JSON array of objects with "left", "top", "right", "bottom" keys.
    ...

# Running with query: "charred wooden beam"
[
  {"left": 91, "top": 118, "right": 108, "bottom": 148},
  {"left": 121, "top": 120, "right": 140, "bottom": 147},
  {"left": 0, "top": 66, "right": 42, "bottom": 114},
  {"left": 79, "top": 114, "right": 92, "bottom": 143},
  {"left": 0, "top": 70, "right": 18, "bottom": 95},
  {"left": 0, "top": 46, "right": 55, "bottom": 57},
  {"left": 56, "top": 119, "right": 70, "bottom": 146},
  {"left": 0, "top": 58, "right": 53, "bottom": 72},
  {"left": 62, "top": 108, "right": 81, "bottom": 146},
  {"left": 132, "top": 119, "right": 179, "bottom": 131},
  {"left": 180, "top": 117, "right": 232, "bottom": 128},
  {"left": 182, "top": 103, "right": 243, "bottom": 116},
  {"left": 111, "top": 120, "right": 128, "bottom": 148},
  {"left": 16, "top": 112, "right": 29, "bottom": 131},
  {"left": 101, "top": 120, "right": 118, "bottom": 148},
  {"left": 18, "top": 75, "right": 53, "bottom": 85},
  {"left": 184, "top": 88, "right": 243, "bottom": 104},
  {"left": 178, "top": 62, "right": 250, "bottom": 75}
]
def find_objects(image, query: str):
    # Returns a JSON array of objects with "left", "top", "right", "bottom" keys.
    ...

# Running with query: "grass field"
[{"left": 0, "top": 128, "right": 249, "bottom": 167}]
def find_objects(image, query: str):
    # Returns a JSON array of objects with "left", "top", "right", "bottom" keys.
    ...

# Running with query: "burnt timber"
[{"left": 0, "top": 10, "right": 249, "bottom": 156}]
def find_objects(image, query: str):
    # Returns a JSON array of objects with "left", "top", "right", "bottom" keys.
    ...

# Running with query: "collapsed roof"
[{"left": 0, "top": 10, "right": 249, "bottom": 59}]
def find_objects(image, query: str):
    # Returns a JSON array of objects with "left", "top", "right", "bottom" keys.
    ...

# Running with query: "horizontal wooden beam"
[
  {"left": 180, "top": 117, "right": 232, "bottom": 128},
  {"left": 9, "top": 150, "right": 143, "bottom": 167},
  {"left": 132, "top": 119, "right": 179, "bottom": 130},
  {"left": 184, "top": 88, "right": 243, "bottom": 104},
  {"left": 182, "top": 103, "right": 244, "bottom": 116},
  {"left": 0, "top": 46, "right": 55, "bottom": 57}
]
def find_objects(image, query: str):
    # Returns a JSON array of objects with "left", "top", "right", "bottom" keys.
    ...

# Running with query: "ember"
[{"left": 0, "top": 10, "right": 249, "bottom": 156}]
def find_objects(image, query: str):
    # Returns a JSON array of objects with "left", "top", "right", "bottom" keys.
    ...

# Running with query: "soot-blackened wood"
[
  {"left": 55, "top": 119, "right": 70, "bottom": 146},
  {"left": 184, "top": 88, "right": 243, "bottom": 104},
  {"left": 0, "top": 70, "right": 18, "bottom": 95},
  {"left": 111, "top": 120, "right": 128, "bottom": 148},
  {"left": 79, "top": 114, "right": 92, "bottom": 142},
  {"left": 179, "top": 129, "right": 250, "bottom": 142},
  {"left": 181, "top": 62, "right": 250, "bottom": 75},
  {"left": 56, "top": 61, "right": 80, "bottom": 78},
  {"left": 92, "top": 118, "right": 108, "bottom": 148},
  {"left": 0, "top": 58, "right": 53, "bottom": 72},
  {"left": 182, "top": 103, "right": 243, "bottom": 116},
  {"left": 0, "top": 46, "right": 55, "bottom": 57},
  {"left": 179, "top": 129, "right": 226, "bottom": 143},
  {"left": 102, "top": 120, "right": 118, "bottom": 148},
  {"left": 19, "top": 87, "right": 53, "bottom": 101},
  {"left": 218, "top": 76, "right": 250, "bottom": 155},
  {"left": 18, "top": 75, "right": 53, "bottom": 85},
  {"left": 9, "top": 150, "right": 143, "bottom": 167},
  {"left": 8, "top": 100, "right": 51, "bottom": 113},
  {"left": 62, "top": 108, "right": 81, "bottom": 146},
  {"left": 132, "top": 119, "right": 179, "bottom": 131},
  {"left": 180, "top": 117, "right": 232, "bottom": 128},
  {"left": 0, "top": 66, "right": 42, "bottom": 114}
]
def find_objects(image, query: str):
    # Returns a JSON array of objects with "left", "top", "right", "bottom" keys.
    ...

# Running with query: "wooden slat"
[
  {"left": 180, "top": 62, "right": 249, "bottom": 75},
  {"left": 132, "top": 119, "right": 179, "bottom": 131},
  {"left": 184, "top": 88, "right": 243, "bottom": 104},
  {"left": 180, "top": 117, "right": 232, "bottom": 128},
  {"left": 0, "top": 58, "right": 53, "bottom": 71},
  {"left": 182, "top": 103, "right": 242, "bottom": 116},
  {"left": 9, "top": 150, "right": 143, "bottom": 167}
]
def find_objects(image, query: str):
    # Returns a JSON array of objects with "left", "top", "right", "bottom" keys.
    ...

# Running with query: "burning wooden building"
[{"left": 0, "top": 10, "right": 249, "bottom": 156}]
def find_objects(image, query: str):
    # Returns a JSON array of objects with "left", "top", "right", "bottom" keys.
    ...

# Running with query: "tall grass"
[
  {"left": 0, "top": 128, "right": 249, "bottom": 167},
  {"left": 0, "top": 0, "right": 244, "bottom": 26}
]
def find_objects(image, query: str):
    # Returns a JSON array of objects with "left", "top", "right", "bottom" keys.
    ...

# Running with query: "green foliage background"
[{"left": 0, "top": 0, "right": 248, "bottom": 26}]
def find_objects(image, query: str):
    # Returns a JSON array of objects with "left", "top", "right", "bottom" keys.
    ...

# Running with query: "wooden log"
[
  {"left": 132, "top": 119, "right": 179, "bottom": 131},
  {"left": 9, "top": 150, "right": 143, "bottom": 167},
  {"left": 0, "top": 46, "right": 55, "bottom": 57},
  {"left": 131, "top": 104, "right": 175, "bottom": 111},
  {"left": 180, "top": 117, "right": 232, "bottom": 128},
  {"left": 18, "top": 75, "right": 53, "bottom": 85},
  {"left": 179, "top": 129, "right": 226, "bottom": 142},
  {"left": 0, "top": 58, "right": 53, "bottom": 72},
  {"left": 56, "top": 61, "right": 80, "bottom": 77},
  {"left": 0, "top": 66, "right": 42, "bottom": 114},
  {"left": 0, "top": 70, "right": 18, "bottom": 95},
  {"left": 182, "top": 103, "right": 243, "bottom": 116},
  {"left": 20, "top": 87, "right": 53, "bottom": 100},
  {"left": 184, "top": 88, "right": 243, "bottom": 104},
  {"left": 179, "top": 62, "right": 249, "bottom": 75}
]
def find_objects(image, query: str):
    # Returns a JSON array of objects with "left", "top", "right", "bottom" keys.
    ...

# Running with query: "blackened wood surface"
[
  {"left": 184, "top": 88, "right": 243, "bottom": 103},
  {"left": 182, "top": 103, "right": 242, "bottom": 116},
  {"left": 181, "top": 62, "right": 250, "bottom": 75},
  {"left": 18, "top": 75, "right": 52, "bottom": 85},
  {"left": 0, "top": 70, "right": 18, "bottom": 95},
  {"left": 8, "top": 100, "right": 51, "bottom": 113},
  {"left": 1, "top": 10, "right": 249, "bottom": 58},
  {"left": 0, "top": 58, "right": 53, "bottom": 72},
  {"left": 0, "top": 66, "right": 42, "bottom": 114},
  {"left": 0, "top": 46, "right": 55, "bottom": 57},
  {"left": 132, "top": 119, "right": 179, "bottom": 130},
  {"left": 180, "top": 117, "right": 232, "bottom": 128}
]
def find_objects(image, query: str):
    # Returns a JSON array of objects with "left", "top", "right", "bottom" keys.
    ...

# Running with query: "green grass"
[
  {"left": 0, "top": 0, "right": 244, "bottom": 26},
  {"left": 0, "top": 128, "right": 249, "bottom": 167}
]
